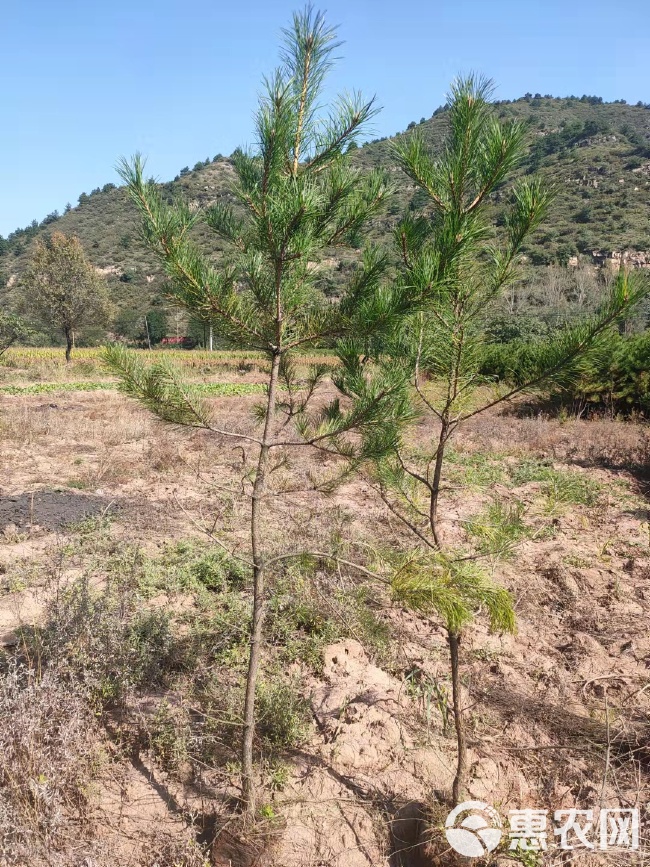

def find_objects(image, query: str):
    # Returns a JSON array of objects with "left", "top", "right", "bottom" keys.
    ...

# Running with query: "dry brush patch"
[{"left": 0, "top": 663, "right": 101, "bottom": 865}]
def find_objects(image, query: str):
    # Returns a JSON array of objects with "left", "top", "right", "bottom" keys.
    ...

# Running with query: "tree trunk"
[
  {"left": 65, "top": 328, "right": 73, "bottom": 363},
  {"left": 241, "top": 351, "right": 280, "bottom": 816},
  {"left": 429, "top": 421, "right": 448, "bottom": 547},
  {"left": 449, "top": 630, "right": 467, "bottom": 805},
  {"left": 209, "top": 323, "right": 214, "bottom": 352}
]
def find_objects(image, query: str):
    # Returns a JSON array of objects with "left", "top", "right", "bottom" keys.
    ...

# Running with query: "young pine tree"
[
  {"left": 106, "top": 7, "right": 410, "bottom": 814},
  {"left": 366, "top": 76, "right": 648, "bottom": 805}
]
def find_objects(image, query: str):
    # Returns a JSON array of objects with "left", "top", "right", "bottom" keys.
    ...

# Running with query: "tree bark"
[
  {"left": 429, "top": 421, "right": 448, "bottom": 547},
  {"left": 65, "top": 328, "right": 73, "bottom": 363},
  {"left": 241, "top": 351, "right": 281, "bottom": 815},
  {"left": 449, "top": 630, "right": 467, "bottom": 806}
]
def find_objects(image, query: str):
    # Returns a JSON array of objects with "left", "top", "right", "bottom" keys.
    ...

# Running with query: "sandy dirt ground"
[{"left": 0, "top": 386, "right": 649, "bottom": 866}]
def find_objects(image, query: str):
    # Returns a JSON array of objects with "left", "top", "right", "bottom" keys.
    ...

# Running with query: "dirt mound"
[{"left": 271, "top": 640, "right": 451, "bottom": 866}]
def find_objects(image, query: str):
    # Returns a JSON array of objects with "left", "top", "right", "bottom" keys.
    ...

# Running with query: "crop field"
[
  {"left": 1, "top": 349, "right": 650, "bottom": 865},
  {"left": 1, "top": 346, "right": 338, "bottom": 371}
]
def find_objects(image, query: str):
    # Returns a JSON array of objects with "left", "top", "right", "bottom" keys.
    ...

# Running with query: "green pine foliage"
[
  {"left": 103, "top": 345, "right": 213, "bottom": 427},
  {"left": 391, "top": 551, "right": 516, "bottom": 636},
  {"left": 346, "top": 76, "right": 648, "bottom": 807},
  {"left": 104, "top": 6, "right": 416, "bottom": 815},
  {"left": 481, "top": 325, "right": 650, "bottom": 415}
]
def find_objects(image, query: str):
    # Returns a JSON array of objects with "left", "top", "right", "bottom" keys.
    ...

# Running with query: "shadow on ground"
[{"left": 0, "top": 489, "right": 118, "bottom": 531}]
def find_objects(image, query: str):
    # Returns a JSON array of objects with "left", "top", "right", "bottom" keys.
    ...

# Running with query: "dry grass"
[
  {"left": 457, "top": 403, "right": 650, "bottom": 481},
  {"left": 0, "top": 347, "right": 339, "bottom": 387},
  {"left": 0, "top": 663, "right": 99, "bottom": 864},
  {"left": 135, "top": 833, "right": 210, "bottom": 867}
]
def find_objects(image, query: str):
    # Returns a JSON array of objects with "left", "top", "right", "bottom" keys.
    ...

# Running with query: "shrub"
[
  {"left": 147, "top": 699, "right": 191, "bottom": 771},
  {"left": 31, "top": 571, "right": 177, "bottom": 706},
  {"left": 485, "top": 315, "right": 551, "bottom": 344},
  {"left": 481, "top": 331, "right": 650, "bottom": 416},
  {"left": 256, "top": 676, "right": 310, "bottom": 748},
  {"left": 145, "top": 539, "right": 248, "bottom": 595},
  {"left": 137, "top": 833, "right": 209, "bottom": 867}
]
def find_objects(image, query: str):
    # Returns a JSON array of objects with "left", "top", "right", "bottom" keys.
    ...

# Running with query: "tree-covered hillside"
[
  {"left": 357, "top": 94, "right": 650, "bottom": 264},
  {"left": 1, "top": 94, "right": 649, "bottom": 341}
]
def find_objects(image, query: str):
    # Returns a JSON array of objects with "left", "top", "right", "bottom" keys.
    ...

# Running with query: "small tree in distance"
[
  {"left": 0, "top": 311, "right": 29, "bottom": 357},
  {"left": 21, "top": 233, "right": 112, "bottom": 361}
]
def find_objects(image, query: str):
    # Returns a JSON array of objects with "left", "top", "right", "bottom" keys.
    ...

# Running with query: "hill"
[
  {"left": 357, "top": 94, "right": 650, "bottom": 264},
  {"left": 2, "top": 94, "right": 649, "bottom": 341}
]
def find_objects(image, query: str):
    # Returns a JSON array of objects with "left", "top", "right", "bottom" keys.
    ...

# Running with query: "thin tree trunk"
[
  {"left": 449, "top": 630, "right": 467, "bottom": 805},
  {"left": 65, "top": 328, "right": 73, "bottom": 363},
  {"left": 209, "top": 323, "right": 214, "bottom": 352},
  {"left": 429, "top": 421, "right": 448, "bottom": 547},
  {"left": 291, "top": 45, "right": 312, "bottom": 176},
  {"left": 241, "top": 351, "right": 281, "bottom": 815}
]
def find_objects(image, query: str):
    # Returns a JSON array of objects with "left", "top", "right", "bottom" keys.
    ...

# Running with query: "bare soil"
[
  {"left": 0, "top": 489, "right": 118, "bottom": 532},
  {"left": 0, "top": 386, "right": 649, "bottom": 866}
]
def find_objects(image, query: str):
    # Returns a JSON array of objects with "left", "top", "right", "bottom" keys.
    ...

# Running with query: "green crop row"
[{"left": 0, "top": 381, "right": 267, "bottom": 396}]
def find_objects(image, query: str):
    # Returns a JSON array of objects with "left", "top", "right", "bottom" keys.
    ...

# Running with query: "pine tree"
[
  {"left": 105, "top": 7, "right": 408, "bottom": 814},
  {"left": 362, "top": 75, "right": 648, "bottom": 805}
]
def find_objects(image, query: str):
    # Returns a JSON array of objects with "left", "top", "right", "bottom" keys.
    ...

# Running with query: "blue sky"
[{"left": 2, "top": 0, "right": 648, "bottom": 237}]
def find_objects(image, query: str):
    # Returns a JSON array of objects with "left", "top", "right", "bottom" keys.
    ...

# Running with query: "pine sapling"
[{"left": 105, "top": 7, "right": 410, "bottom": 815}]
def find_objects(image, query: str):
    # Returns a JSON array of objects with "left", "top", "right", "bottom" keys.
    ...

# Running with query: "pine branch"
[{"left": 103, "top": 346, "right": 262, "bottom": 443}]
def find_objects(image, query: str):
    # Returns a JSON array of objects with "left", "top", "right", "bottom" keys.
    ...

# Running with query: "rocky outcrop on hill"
[{"left": 590, "top": 249, "right": 650, "bottom": 269}]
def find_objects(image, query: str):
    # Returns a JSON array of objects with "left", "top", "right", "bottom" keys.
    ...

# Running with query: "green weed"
[
  {"left": 404, "top": 667, "right": 451, "bottom": 739},
  {"left": 140, "top": 539, "right": 248, "bottom": 598},
  {"left": 265, "top": 759, "right": 290, "bottom": 791},
  {"left": 256, "top": 676, "right": 310, "bottom": 748},
  {"left": 509, "top": 458, "right": 556, "bottom": 485},
  {"left": 510, "top": 460, "right": 601, "bottom": 510},
  {"left": 444, "top": 447, "right": 507, "bottom": 488},
  {"left": 265, "top": 572, "right": 392, "bottom": 670},
  {"left": 464, "top": 498, "right": 532, "bottom": 558},
  {"left": 147, "top": 700, "right": 190, "bottom": 772},
  {"left": 564, "top": 554, "right": 590, "bottom": 568},
  {"left": 544, "top": 472, "right": 601, "bottom": 510}
]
